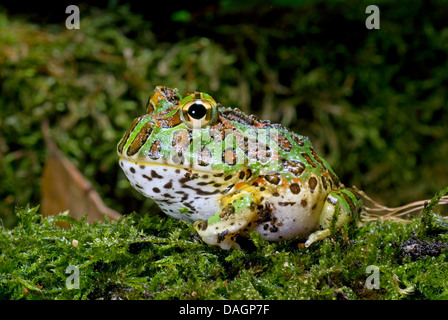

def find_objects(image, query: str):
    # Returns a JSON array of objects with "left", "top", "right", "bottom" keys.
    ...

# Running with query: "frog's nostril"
[{"left": 117, "top": 129, "right": 131, "bottom": 155}]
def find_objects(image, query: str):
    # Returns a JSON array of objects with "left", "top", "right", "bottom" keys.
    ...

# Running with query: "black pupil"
[{"left": 188, "top": 103, "right": 207, "bottom": 120}]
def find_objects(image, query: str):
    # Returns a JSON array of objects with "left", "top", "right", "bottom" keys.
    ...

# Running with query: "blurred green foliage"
[{"left": 0, "top": 0, "right": 447, "bottom": 230}]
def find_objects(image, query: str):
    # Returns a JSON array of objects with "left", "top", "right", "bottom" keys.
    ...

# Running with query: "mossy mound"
[{"left": 1, "top": 187, "right": 447, "bottom": 300}]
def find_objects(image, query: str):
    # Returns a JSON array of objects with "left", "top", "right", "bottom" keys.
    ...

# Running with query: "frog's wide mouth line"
[{"left": 118, "top": 157, "right": 214, "bottom": 174}]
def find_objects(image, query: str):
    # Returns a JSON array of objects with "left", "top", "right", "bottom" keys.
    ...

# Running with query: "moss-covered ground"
[{"left": 1, "top": 187, "right": 447, "bottom": 300}]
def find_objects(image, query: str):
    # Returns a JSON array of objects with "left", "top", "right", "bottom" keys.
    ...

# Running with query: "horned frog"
[{"left": 117, "top": 86, "right": 362, "bottom": 249}]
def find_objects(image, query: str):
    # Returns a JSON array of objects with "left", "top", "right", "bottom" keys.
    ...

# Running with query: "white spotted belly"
[{"left": 119, "top": 158, "right": 223, "bottom": 223}]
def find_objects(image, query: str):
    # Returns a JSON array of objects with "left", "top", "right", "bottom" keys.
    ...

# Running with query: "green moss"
[{"left": 2, "top": 187, "right": 448, "bottom": 300}]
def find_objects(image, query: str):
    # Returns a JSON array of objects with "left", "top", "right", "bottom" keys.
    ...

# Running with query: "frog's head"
[
  {"left": 117, "top": 86, "right": 320, "bottom": 179},
  {"left": 117, "top": 86, "right": 225, "bottom": 173}
]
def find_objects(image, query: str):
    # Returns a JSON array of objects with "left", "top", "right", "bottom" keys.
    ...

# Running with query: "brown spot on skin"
[
  {"left": 179, "top": 172, "right": 196, "bottom": 184},
  {"left": 209, "top": 117, "right": 237, "bottom": 142},
  {"left": 224, "top": 175, "right": 233, "bottom": 181},
  {"left": 291, "top": 135, "right": 305, "bottom": 146},
  {"left": 127, "top": 122, "right": 153, "bottom": 156},
  {"left": 221, "top": 108, "right": 258, "bottom": 126},
  {"left": 172, "top": 129, "right": 191, "bottom": 156},
  {"left": 217, "top": 229, "right": 229, "bottom": 244},
  {"left": 239, "top": 171, "right": 245, "bottom": 179},
  {"left": 256, "top": 144, "right": 272, "bottom": 162},
  {"left": 130, "top": 167, "right": 136, "bottom": 174},
  {"left": 290, "top": 183, "right": 301, "bottom": 194},
  {"left": 153, "top": 187, "right": 160, "bottom": 193},
  {"left": 269, "top": 130, "right": 292, "bottom": 152},
  {"left": 163, "top": 181, "right": 173, "bottom": 189},
  {"left": 196, "top": 181, "right": 213, "bottom": 186},
  {"left": 282, "top": 159, "right": 306, "bottom": 176},
  {"left": 152, "top": 109, "right": 182, "bottom": 128},
  {"left": 301, "top": 199, "right": 308, "bottom": 207},
  {"left": 257, "top": 201, "right": 274, "bottom": 224},
  {"left": 209, "top": 124, "right": 225, "bottom": 142},
  {"left": 278, "top": 202, "right": 296, "bottom": 206},
  {"left": 151, "top": 170, "right": 163, "bottom": 179},
  {"left": 183, "top": 201, "right": 197, "bottom": 211},
  {"left": 308, "top": 177, "right": 318, "bottom": 192},
  {"left": 250, "top": 202, "right": 256, "bottom": 211},
  {"left": 198, "top": 146, "right": 212, "bottom": 166},
  {"left": 148, "top": 140, "right": 162, "bottom": 159},
  {"left": 142, "top": 174, "right": 152, "bottom": 181},
  {"left": 311, "top": 149, "right": 327, "bottom": 170},
  {"left": 321, "top": 176, "right": 328, "bottom": 190},
  {"left": 260, "top": 187, "right": 266, "bottom": 191},
  {"left": 328, "top": 170, "right": 341, "bottom": 188},
  {"left": 301, "top": 153, "right": 317, "bottom": 168},
  {"left": 139, "top": 165, "right": 145, "bottom": 170},
  {"left": 245, "top": 169, "right": 252, "bottom": 179},
  {"left": 149, "top": 86, "right": 181, "bottom": 112},
  {"left": 312, "top": 203, "right": 317, "bottom": 210},
  {"left": 213, "top": 183, "right": 222, "bottom": 188},
  {"left": 222, "top": 148, "right": 237, "bottom": 166},
  {"left": 273, "top": 192, "right": 280, "bottom": 197},
  {"left": 175, "top": 169, "right": 181, "bottom": 174},
  {"left": 265, "top": 173, "right": 281, "bottom": 185}
]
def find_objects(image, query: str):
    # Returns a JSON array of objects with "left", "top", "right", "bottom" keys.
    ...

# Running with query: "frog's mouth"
[
  {"left": 118, "top": 152, "right": 220, "bottom": 175},
  {"left": 118, "top": 156, "right": 210, "bottom": 172}
]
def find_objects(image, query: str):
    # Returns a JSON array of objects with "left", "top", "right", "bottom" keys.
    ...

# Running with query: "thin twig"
[{"left": 353, "top": 186, "right": 448, "bottom": 224}]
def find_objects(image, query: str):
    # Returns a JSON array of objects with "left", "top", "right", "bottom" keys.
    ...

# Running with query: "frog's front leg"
[
  {"left": 305, "top": 189, "right": 361, "bottom": 247},
  {"left": 194, "top": 192, "right": 258, "bottom": 250}
]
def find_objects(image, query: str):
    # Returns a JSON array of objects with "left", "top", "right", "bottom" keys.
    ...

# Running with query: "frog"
[{"left": 117, "top": 86, "right": 362, "bottom": 250}]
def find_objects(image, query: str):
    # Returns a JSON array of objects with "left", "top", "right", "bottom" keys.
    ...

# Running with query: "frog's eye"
[{"left": 180, "top": 99, "right": 217, "bottom": 128}]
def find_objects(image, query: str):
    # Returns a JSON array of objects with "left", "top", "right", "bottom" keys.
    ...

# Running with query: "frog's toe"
[
  {"left": 193, "top": 219, "right": 241, "bottom": 250},
  {"left": 193, "top": 219, "right": 208, "bottom": 232},
  {"left": 304, "top": 229, "right": 331, "bottom": 247}
]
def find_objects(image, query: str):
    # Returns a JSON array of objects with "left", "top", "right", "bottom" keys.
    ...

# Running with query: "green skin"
[{"left": 117, "top": 86, "right": 362, "bottom": 250}]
